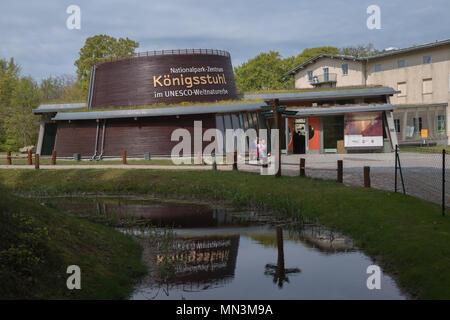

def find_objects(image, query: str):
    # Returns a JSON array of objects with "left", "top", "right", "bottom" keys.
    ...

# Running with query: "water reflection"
[
  {"left": 46, "top": 197, "right": 406, "bottom": 300},
  {"left": 264, "top": 227, "right": 301, "bottom": 288}
]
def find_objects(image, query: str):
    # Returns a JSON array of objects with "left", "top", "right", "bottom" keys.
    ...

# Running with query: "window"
[
  {"left": 307, "top": 70, "right": 313, "bottom": 81},
  {"left": 422, "top": 78, "right": 432, "bottom": 94},
  {"left": 397, "top": 82, "right": 407, "bottom": 97},
  {"left": 374, "top": 64, "right": 382, "bottom": 72},
  {"left": 397, "top": 60, "right": 406, "bottom": 68},
  {"left": 394, "top": 119, "right": 401, "bottom": 133},
  {"left": 423, "top": 55, "right": 432, "bottom": 64},
  {"left": 413, "top": 117, "right": 422, "bottom": 133},
  {"left": 438, "top": 115, "right": 446, "bottom": 132},
  {"left": 342, "top": 63, "right": 348, "bottom": 75}
]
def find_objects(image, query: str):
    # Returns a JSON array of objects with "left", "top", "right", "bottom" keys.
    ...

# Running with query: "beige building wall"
[
  {"left": 294, "top": 57, "right": 364, "bottom": 89},
  {"left": 366, "top": 45, "right": 450, "bottom": 141},
  {"left": 292, "top": 44, "right": 450, "bottom": 143}
]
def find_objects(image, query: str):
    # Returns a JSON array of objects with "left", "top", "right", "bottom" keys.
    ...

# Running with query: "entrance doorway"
[
  {"left": 293, "top": 118, "right": 306, "bottom": 154},
  {"left": 323, "top": 116, "right": 344, "bottom": 153},
  {"left": 41, "top": 123, "right": 57, "bottom": 156}
]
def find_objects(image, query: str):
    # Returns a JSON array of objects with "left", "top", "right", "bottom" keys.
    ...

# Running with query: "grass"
[
  {"left": 0, "top": 186, "right": 147, "bottom": 299},
  {"left": 400, "top": 145, "right": 450, "bottom": 154},
  {"left": 0, "top": 169, "right": 449, "bottom": 299}
]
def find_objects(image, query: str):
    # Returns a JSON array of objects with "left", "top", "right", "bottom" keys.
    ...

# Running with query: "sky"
[{"left": 1, "top": 0, "right": 449, "bottom": 81}]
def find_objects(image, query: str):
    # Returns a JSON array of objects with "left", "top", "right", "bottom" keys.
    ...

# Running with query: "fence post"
[
  {"left": 7, "top": 151, "right": 11, "bottom": 165},
  {"left": 364, "top": 166, "right": 370, "bottom": 188},
  {"left": 394, "top": 145, "right": 398, "bottom": 193},
  {"left": 51, "top": 150, "right": 56, "bottom": 165},
  {"left": 443, "top": 149, "right": 446, "bottom": 217},
  {"left": 212, "top": 152, "right": 217, "bottom": 171},
  {"left": 233, "top": 151, "right": 238, "bottom": 171},
  {"left": 27, "top": 150, "right": 32, "bottom": 165},
  {"left": 300, "top": 158, "right": 305, "bottom": 177},
  {"left": 35, "top": 154, "right": 39, "bottom": 170},
  {"left": 122, "top": 150, "right": 127, "bottom": 164},
  {"left": 337, "top": 160, "right": 343, "bottom": 183}
]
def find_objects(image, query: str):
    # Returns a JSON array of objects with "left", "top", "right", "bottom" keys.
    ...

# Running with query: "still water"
[{"left": 49, "top": 197, "right": 406, "bottom": 300}]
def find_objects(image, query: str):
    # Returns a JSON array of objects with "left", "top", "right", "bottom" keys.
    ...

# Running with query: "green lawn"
[
  {"left": 0, "top": 185, "right": 147, "bottom": 299},
  {"left": 0, "top": 169, "right": 449, "bottom": 299}
]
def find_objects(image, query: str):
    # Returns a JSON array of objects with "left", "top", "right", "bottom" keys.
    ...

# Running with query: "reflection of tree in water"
[{"left": 264, "top": 227, "right": 301, "bottom": 288}]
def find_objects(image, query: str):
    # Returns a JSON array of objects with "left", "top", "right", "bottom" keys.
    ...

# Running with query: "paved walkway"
[{"left": 1, "top": 152, "right": 448, "bottom": 206}]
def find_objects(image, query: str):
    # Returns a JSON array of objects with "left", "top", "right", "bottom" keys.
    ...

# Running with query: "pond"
[{"left": 48, "top": 196, "right": 407, "bottom": 300}]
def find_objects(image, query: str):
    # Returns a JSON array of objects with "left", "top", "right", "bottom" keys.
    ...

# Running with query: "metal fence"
[{"left": 395, "top": 146, "right": 449, "bottom": 216}]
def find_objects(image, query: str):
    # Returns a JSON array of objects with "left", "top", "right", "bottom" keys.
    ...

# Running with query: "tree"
[
  {"left": 74, "top": 35, "right": 139, "bottom": 93},
  {"left": 4, "top": 77, "right": 40, "bottom": 150},
  {"left": 39, "top": 74, "right": 85, "bottom": 103},
  {"left": 234, "top": 51, "right": 289, "bottom": 92},
  {"left": 0, "top": 58, "right": 21, "bottom": 148},
  {"left": 340, "top": 43, "right": 379, "bottom": 58},
  {"left": 233, "top": 47, "right": 341, "bottom": 91}
]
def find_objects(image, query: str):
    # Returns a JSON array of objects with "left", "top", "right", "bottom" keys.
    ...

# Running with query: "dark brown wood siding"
[
  {"left": 54, "top": 120, "right": 98, "bottom": 157},
  {"left": 54, "top": 114, "right": 216, "bottom": 157},
  {"left": 91, "top": 53, "right": 237, "bottom": 108}
]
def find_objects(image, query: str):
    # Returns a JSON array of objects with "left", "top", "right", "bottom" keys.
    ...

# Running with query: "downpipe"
[{"left": 90, "top": 121, "right": 100, "bottom": 161}]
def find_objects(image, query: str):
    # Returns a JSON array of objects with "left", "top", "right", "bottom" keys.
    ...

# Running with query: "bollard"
[
  {"left": 212, "top": 153, "right": 217, "bottom": 171},
  {"left": 122, "top": 150, "right": 127, "bottom": 164},
  {"left": 299, "top": 158, "right": 305, "bottom": 177},
  {"left": 364, "top": 166, "right": 370, "bottom": 188},
  {"left": 337, "top": 160, "right": 343, "bottom": 183},
  {"left": 233, "top": 151, "right": 238, "bottom": 171},
  {"left": 35, "top": 154, "right": 40, "bottom": 170},
  {"left": 27, "top": 150, "right": 32, "bottom": 165},
  {"left": 51, "top": 150, "right": 56, "bottom": 165},
  {"left": 7, "top": 151, "right": 11, "bottom": 165}
]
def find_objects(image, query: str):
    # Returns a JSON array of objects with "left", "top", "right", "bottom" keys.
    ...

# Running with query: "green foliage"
[
  {"left": 0, "top": 58, "right": 21, "bottom": 148},
  {"left": 0, "top": 187, "right": 146, "bottom": 299},
  {"left": 340, "top": 43, "right": 380, "bottom": 58},
  {"left": 39, "top": 74, "right": 86, "bottom": 104},
  {"left": 234, "top": 47, "right": 340, "bottom": 91},
  {"left": 3, "top": 77, "right": 40, "bottom": 150},
  {"left": 233, "top": 44, "right": 379, "bottom": 92},
  {"left": 74, "top": 34, "right": 139, "bottom": 93}
]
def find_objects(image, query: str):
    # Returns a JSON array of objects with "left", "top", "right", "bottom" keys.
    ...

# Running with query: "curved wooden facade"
[
  {"left": 54, "top": 114, "right": 216, "bottom": 157},
  {"left": 91, "top": 50, "right": 238, "bottom": 108}
]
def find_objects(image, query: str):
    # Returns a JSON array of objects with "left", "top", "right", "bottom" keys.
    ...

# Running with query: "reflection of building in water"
[
  {"left": 53, "top": 199, "right": 255, "bottom": 228},
  {"left": 288, "top": 225, "right": 355, "bottom": 253},
  {"left": 155, "top": 235, "right": 240, "bottom": 290}
]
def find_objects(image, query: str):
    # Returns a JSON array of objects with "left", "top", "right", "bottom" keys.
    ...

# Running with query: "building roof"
[
  {"left": 52, "top": 102, "right": 263, "bottom": 121},
  {"left": 290, "top": 104, "right": 394, "bottom": 117},
  {"left": 286, "top": 38, "right": 450, "bottom": 76},
  {"left": 33, "top": 103, "right": 86, "bottom": 114},
  {"left": 244, "top": 87, "right": 398, "bottom": 102},
  {"left": 286, "top": 54, "right": 361, "bottom": 75}
]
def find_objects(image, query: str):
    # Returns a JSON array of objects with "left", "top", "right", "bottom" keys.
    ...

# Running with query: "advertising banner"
[{"left": 344, "top": 112, "right": 383, "bottom": 148}]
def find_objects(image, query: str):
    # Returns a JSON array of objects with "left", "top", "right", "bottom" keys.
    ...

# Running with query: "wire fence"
[{"left": 396, "top": 146, "right": 449, "bottom": 216}]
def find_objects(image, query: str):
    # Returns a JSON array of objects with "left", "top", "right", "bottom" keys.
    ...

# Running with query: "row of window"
[
  {"left": 393, "top": 115, "right": 445, "bottom": 134},
  {"left": 397, "top": 78, "right": 433, "bottom": 97},
  {"left": 374, "top": 55, "right": 432, "bottom": 72}
]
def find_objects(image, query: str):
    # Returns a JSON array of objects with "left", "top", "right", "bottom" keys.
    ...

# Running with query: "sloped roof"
[{"left": 286, "top": 38, "right": 450, "bottom": 76}]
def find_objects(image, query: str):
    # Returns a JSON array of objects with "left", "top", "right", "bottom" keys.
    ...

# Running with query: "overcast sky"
[{"left": 1, "top": 0, "right": 449, "bottom": 81}]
